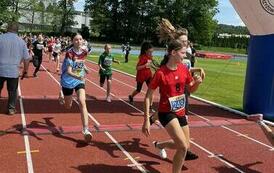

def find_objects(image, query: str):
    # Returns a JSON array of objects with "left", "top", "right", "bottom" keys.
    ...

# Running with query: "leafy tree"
[
  {"left": 86, "top": 0, "right": 218, "bottom": 45},
  {"left": 80, "top": 25, "right": 90, "bottom": 40},
  {"left": 56, "top": 0, "right": 77, "bottom": 33}
]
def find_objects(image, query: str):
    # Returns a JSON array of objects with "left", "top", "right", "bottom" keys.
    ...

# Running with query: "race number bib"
[
  {"left": 183, "top": 59, "right": 191, "bottom": 70},
  {"left": 73, "top": 61, "right": 84, "bottom": 77},
  {"left": 168, "top": 94, "right": 185, "bottom": 112},
  {"left": 103, "top": 58, "right": 112, "bottom": 66}
]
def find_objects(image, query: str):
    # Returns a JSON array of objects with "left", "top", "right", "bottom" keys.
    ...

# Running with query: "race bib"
[
  {"left": 103, "top": 58, "right": 112, "bottom": 66},
  {"left": 183, "top": 59, "right": 191, "bottom": 70},
  {"left": 36, "top": 44, "right": 44, "bottom": 50},
  {"left": 168, "top": 94, "right": 185, "bottom": 112},
  {"left": 73, "top": 69, "right": 82, "bottom": 77},
  {"left": 73, "top": 61, "right": 84, "bottom": 77}
]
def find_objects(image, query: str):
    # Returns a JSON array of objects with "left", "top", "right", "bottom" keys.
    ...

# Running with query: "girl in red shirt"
[
  {"left": 128, "top": 42, "right": 154, "bottom": 109},
  {"left": 142, "top": 39, "right": 203, "bottom": 173}
]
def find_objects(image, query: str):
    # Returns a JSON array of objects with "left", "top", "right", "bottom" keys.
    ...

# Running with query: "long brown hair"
[
  {"left": 157, "top": 18, "right": 188, "bottom": 43},
  {"left": 160, "top": 39, "right": 183, "bottom": 66},
  {"left": 140, "top": 41, "right": 153, "bottom": 56}
]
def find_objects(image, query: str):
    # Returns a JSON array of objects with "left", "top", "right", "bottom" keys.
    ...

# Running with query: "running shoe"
[
  {"left": 82, "top": 128, "right": 93, "bottom": 143},
  {"left": 150, "top": 106, "right": 156, "bottom": 113},
  {"left": 7, "top": 108, "right": 17, "bottom": 115},
  {"left": 153, "top": 141, "right": 167, "bottom": 159},
  {"left": 58, "top": 91, "right": 65, "bottom": 105},
  {"left": 128, "top": 95, "right": 133, "bottom": 103},
  {"left": 185, "top": 150, "right": 198, "bottom": 160},
  {"left": 106, "top": 96, "right": 111, "bottom": 102}
]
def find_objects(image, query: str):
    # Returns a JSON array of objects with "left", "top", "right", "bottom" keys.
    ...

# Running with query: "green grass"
[
  {"left": 88, "top": 52, "right": 247, "bottom": 110},
  {"left": 199, "top": 46, "right": 247, "bottom": 55},
  {"left": 193, "top": 58, "right": 246, "bottom": 110}
]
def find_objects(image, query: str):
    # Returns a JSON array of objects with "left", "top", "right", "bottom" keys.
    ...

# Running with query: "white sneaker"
[
  {"left": 153, "top": 141, "right": 167, "bottom": 159},
  {"left": 150, "top": 106, "right": 156, "bottom": 113},
  {"left": 106, "top": 96, "right": 111, "bottom": 102},
  {"left": 82, "top": 128, "right": 92, "bottom": 143}
]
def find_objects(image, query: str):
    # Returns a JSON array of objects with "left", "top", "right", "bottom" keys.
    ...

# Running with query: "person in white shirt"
[
  {"left": 0, "top": 22, "right": 30, "bottom": 115},
  {"left": 52, "top": 38, "right": 62, "bottom": 72}
]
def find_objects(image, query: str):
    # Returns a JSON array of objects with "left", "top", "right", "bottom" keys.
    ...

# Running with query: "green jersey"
[{"left": 98, "top": 52, "right": 114, "bottom": 75}]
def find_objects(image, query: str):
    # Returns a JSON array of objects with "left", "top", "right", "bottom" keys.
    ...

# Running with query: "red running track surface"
[{"left": 0, "top": 58, "right": 273, "bottom": 173}]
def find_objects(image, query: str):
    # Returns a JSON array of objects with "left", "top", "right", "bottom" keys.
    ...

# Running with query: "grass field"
[
  {"left": 88, "top": 52, "right": 247, "bottom": 111},
  {"left": 199, "top": 46, "right": 247, "bottom": 55}
]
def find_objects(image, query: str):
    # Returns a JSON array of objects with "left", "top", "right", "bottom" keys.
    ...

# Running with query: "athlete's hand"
[
  {"left": 194, "top": 75, "right": 203, "bottom": 84},
  {"left": 142, "top": 119, "right": 150, "bottom": 137},
  {"left": 247, "top": 114, "right": 263, "bottom": 122},
  {"left": 146, "top": 61, "right": 152, "bottom": 68},
  {"left": 200, "top": 69, "right": 205, "bottom": 80}
]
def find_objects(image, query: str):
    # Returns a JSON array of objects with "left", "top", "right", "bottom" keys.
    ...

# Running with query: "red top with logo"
[
  {"left": 149, "top": 64, "right": 193, "bottom": 116},
  {"left": 136, "top": 54, "right": 153, "bottom": 83},
  {"left": 65, "top": 48, "right": 88, "bottom": 60}
]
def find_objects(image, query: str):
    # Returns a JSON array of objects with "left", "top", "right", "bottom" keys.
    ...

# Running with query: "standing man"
[
  {"left": 0, "top": 22, "right": 30, "bottom": 115},
  {"left": 124, "top": 42, "right": 131, "bottom": 63}
]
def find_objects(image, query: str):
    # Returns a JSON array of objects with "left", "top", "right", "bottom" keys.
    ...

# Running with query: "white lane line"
[
  {"left": 87, "top": 59, "right": 274, "bottom": 126},
  {"left": 18, "top": 83, "right": 34, "bottom": 173},
  {"left": 86, "top": 66, "right": 146, "bottom": 94},
  {"left": 83, "top": 63, "right": 246, "bottom": 171},
  {"left": 85, "top": 61, "right": 274, "bottom": 150},
  {"left": 221, "top": 125, "right": 274, "bottom": 150},
  {"left": 41, "top": 65, "right": 148, "bottom": 173},
  {"left": 189, "top": 111, "right": 210, "bottom": 121},
  {"left": 191, "top": 141, "right": 245, "bottom": 173}
]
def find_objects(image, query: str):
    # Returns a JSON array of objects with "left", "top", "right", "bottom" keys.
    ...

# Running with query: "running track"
[{"left": 0, "top": 58, "right": 273, "bottom": 173}]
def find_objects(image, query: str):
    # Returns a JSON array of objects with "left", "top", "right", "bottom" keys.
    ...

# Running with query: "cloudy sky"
[{"left": 74, "top": 0, "right": 245, "bottom": 26}]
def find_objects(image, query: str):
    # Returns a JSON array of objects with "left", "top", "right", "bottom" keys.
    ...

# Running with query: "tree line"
[
  {"left": 85, "top": 0, "right": 218, "bottom": 45},
  {"left": 0, "top": 0, "right": 249, "bottom": 49},
  {"left": 0, "top": 0, "right": 77, "bottom": 34}
]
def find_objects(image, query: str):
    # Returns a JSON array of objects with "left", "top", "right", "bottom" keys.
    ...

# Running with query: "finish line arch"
[{"left": 230, "top": 0, "right": 274, "bottom": 120}]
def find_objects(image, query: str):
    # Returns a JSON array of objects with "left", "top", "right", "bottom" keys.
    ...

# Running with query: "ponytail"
[
  {"left": 160, "top": 39, "right": 183, "bottom": 66},
  {"left": 160, "top": 54, "right": 169, "bottom": 66}
]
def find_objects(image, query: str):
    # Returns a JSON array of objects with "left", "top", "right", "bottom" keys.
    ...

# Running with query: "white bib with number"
[{"left": 168, "top": 94, "right": 185, "bottom": 112}]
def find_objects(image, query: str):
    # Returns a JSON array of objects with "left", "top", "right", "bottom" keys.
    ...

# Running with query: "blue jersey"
[{"left": 60, "top": 48, "right": 87, "bottom": 89}]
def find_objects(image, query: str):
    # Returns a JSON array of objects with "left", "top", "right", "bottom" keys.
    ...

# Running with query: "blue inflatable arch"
[{"left": 230, "top": 0, "right": 274, "bottom": 120}]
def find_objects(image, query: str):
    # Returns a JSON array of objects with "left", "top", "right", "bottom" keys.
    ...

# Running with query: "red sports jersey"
[
  {"left": 149, "top": 64, "right": 193, "bottom": 116},
  {"left": 47, "top": 40, "right": 55, "bottom": 52},
  {"left": 65, "top": 48, "right": 88, "bottom": 60},
  {"left": 136, "top": 54, "right": 152, "bottom": 82}
]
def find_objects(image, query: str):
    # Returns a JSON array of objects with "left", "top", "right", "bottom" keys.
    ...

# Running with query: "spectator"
[
  {"left": 122, "top": 42, "right": 131, "bottom": 63},
  {"left": 190, "top": 42, "right": 196, "bottom": 67},
  {"left": 0, "top": 22, "right": 30, "bottom": 115}
]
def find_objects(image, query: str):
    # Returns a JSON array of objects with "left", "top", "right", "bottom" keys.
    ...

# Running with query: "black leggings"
[
  {"left": 34, "top": 55, "right": 43, "bottom": 74},
  {"left": 136, "top": 78, "right": 151, "bottom": 92}
]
